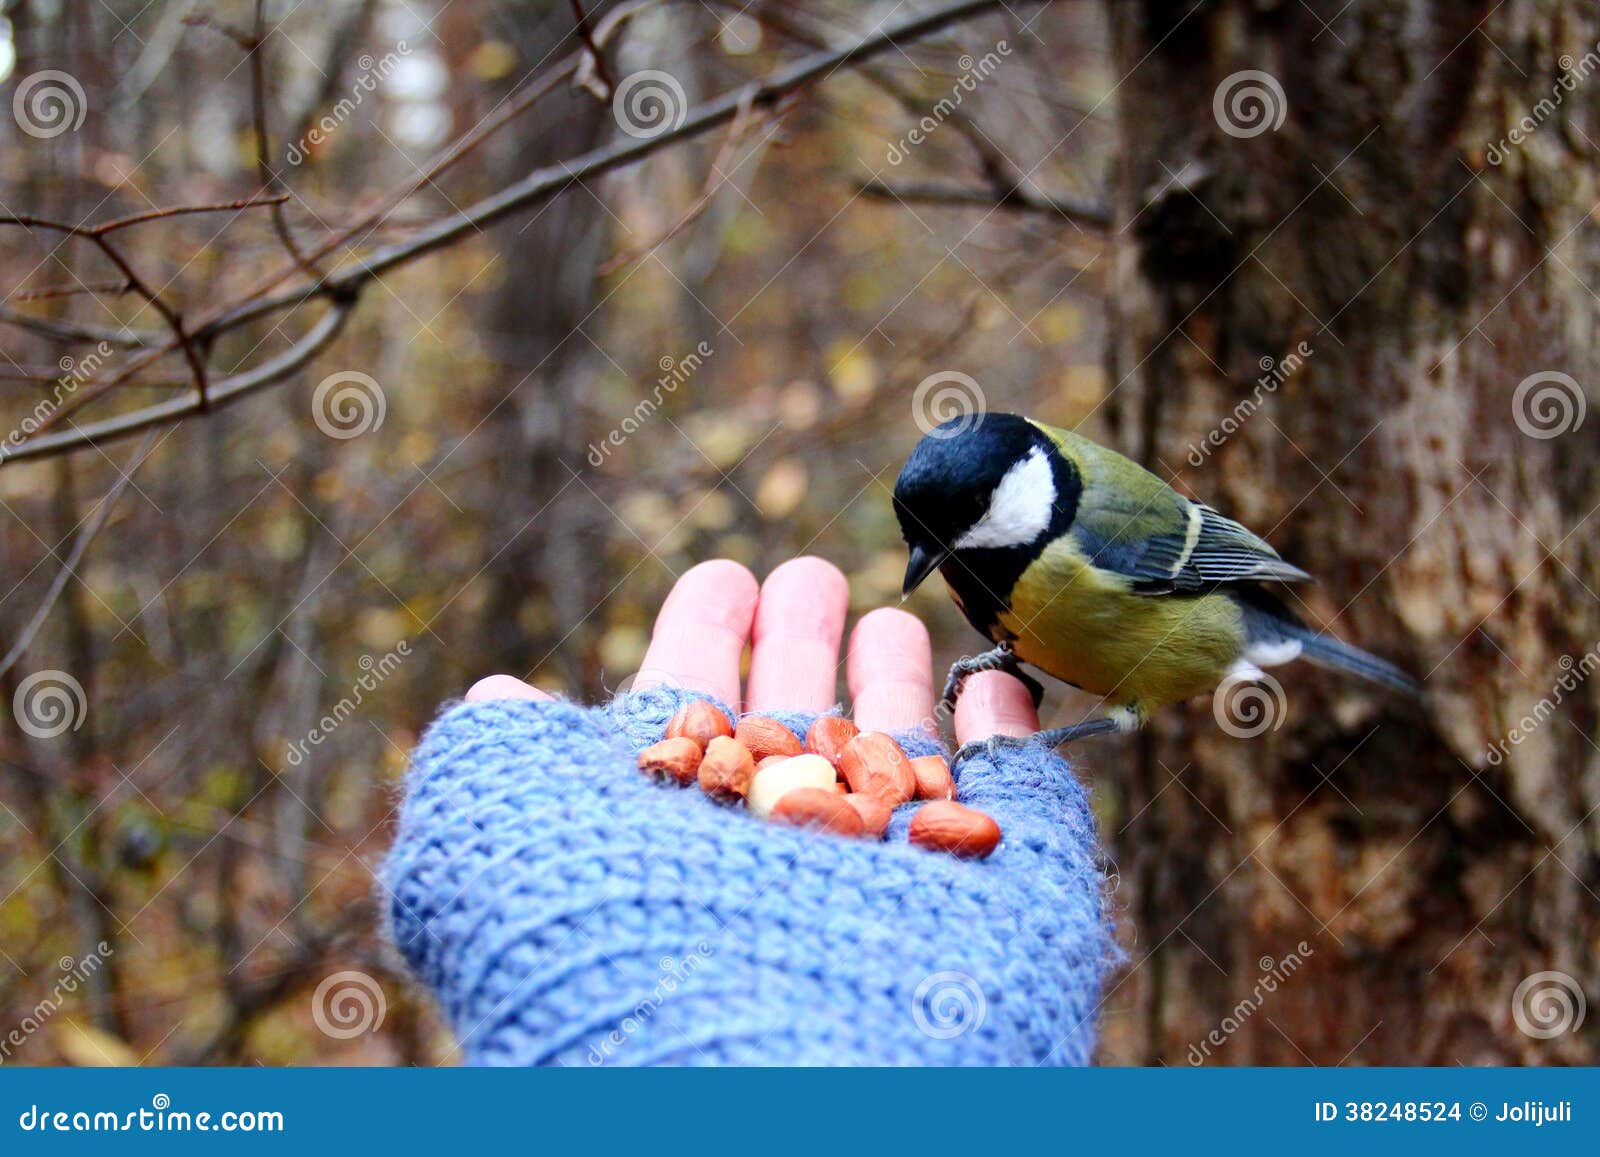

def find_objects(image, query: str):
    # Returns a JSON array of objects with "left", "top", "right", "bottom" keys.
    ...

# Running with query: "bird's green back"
[{"left": 1024, "top": 418, "right": 1308, "bottom": 591}]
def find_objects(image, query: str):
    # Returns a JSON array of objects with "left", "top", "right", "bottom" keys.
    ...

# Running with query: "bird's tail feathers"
[
  {"left": 1236, "top": 592, "right": 1420, "bottom": 698},
  {"left": 1296, "top": 633, "right": 1420, "bottom": 697}
]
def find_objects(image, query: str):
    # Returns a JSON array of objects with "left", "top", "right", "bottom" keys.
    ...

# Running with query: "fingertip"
[
  {"left": 745, "top": 556, "right": 851, "bottom": 712},
  {"left": 676, "top": 558, "right": 760, "bottom": 617},
  {"left": 637, "top": 558, "right": 760, "bottom": 706},
  {"left": 757, "top": 556, "right": 849, "bottom": 622},
  {"left": 853, "top": 606, "right": 930, "bottom": 651},
  {"left": 953, "top": 669, "right": 1040, "bottom": 745},
  {"left": 465, "top": 674, "right": 552, "bottom": 703},
  {"left": 847, "top": 606, "right": 935, "bottom": 734}
]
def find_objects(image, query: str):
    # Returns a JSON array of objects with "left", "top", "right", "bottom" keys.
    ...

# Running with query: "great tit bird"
[{"left": 893, "top": 412, "right": 1418, "bottom": 749}]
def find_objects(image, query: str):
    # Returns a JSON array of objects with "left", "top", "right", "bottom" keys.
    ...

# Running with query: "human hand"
[
  {"left": 384, "top": 558, "right": 1114, "bottom": 1066},
  {"left": 463, "top": 556, "right": 1044, "bottom": 752}
]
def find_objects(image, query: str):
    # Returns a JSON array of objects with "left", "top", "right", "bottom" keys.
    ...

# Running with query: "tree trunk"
[{"left": 1103, "top": 0, "right": 1599, "bottom": 1064}]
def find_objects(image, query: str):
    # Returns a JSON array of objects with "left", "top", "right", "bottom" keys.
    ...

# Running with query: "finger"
[
  {"left": 953, "top": 669, "right": 1041, "bottom": 747},
  {"left": 846, "top": 607, "right": 935, "bottom": 735},
  {"left": 466, "top": 674, "right": 554, "bottom": 703},
  {"left": 634, "top": 559, "right": 759, "bottom": 707},
  {"left": 744, "top": 557, "right": 849, "bottom": 713}
]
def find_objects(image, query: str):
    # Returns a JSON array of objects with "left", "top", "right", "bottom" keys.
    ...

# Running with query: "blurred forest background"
[{"left": 0, "top": 0, "right": 1595, "bottom": 1065}]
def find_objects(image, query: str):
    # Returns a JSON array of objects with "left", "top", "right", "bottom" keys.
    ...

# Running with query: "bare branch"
[
  {"left": 569, "top": 0, "right": 615, "bottom": 99},
  {"left": 0, "top": 430, "right": 158, "bottom": 679},
  {"left": 92, "top": 195, "right": 292, "bottom": 235},
  {"left": 596, "top": 90, "right": 772, "bottom": 277},
  {"left": 27, "top": 0, "right": 657, "bottom": 432},
  {"left": 0, "top": 302, "right": 354, "bottom": 463},
  {"left": 2, "top": 0, "right": 1043, "bottom": 463},
  {"left": 248, "top": 0, "right": 322, "bottom": 279},
  {"left": 855, "top": 178, "right": 1111, "bottom": 230},
  {"left": 13, "top": 280, "right": 135, "bottom": 303},
  {"left": 0, "top": 307, "right": 157, "bottom": 347},
  {"left": 210, "top": 0, "right": 1044, "bottom": 333}
]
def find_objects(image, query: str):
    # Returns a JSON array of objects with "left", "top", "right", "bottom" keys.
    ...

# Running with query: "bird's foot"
[
  {"left": 1032, "top": 704, "right": 1145, "bottom": 749},
  {"left": 939, "top": 643, "right": 1044, "bottom": 718},
  {"left": 955, "top": 705, "right": 1144, "bottom": 765},
  {"left": 953, "top": 733, "right": 1034, "bottom": 766}
]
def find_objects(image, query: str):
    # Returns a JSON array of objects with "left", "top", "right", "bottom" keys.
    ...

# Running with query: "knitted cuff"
[{"left": 383, "top": 687, "right": 1117, "bottom": 1066}]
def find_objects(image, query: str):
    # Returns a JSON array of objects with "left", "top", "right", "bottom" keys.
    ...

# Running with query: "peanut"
[
  {"left": 805, "top": 716, "right": 860, "bottom": 769},
  {"left": 735, "top": 715, "right": 804, "bottom": 761},
  {"left": 698, "top": 735, "right": 756, "bottom": 799},
  {"left": 908, "top": 800, "right": 1002, "bottom": 859},
  {"left": 838, "top": 732, "right": 917, "bottom": 806},
  {"left": 769, "top": 787, "right": 866, "bottom": 838},
  {"left": 637, "top": 737, "right": 702, "bottom": 785},
  {"left": 842, "top": 792, "right": 893, "bottom": 839},
  {"left": 910, "top": 754, "right": 956, "bottom": 801},
  {"left": 666, "top": 701, "right": 734, "bottom": 748},
  {"left": 746, "top": 753, "right": 837, "bottom": 818}
]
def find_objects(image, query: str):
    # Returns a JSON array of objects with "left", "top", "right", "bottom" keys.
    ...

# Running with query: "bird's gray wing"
[{"left": 1072, "top": 492, "right": 1312, "bottom": 595}]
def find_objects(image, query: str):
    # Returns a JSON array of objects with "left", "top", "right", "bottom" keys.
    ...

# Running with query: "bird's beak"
[{"left": 901, "top": 543, "right": 948, "bottom": 596}]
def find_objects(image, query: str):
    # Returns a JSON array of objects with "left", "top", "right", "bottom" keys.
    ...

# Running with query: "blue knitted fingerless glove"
[{"left": 382, "top": 686, "right": 1118, "bottom": 1065}]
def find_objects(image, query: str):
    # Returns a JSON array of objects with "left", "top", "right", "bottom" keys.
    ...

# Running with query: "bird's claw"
[
  {"left": 953, "top": 717, "right": 1125, "bottom": 768},
  {"left": 953, "top": 734, "right": 1032, "bottom": 767},
  {"left": 939, "top": 644, "right": 1044, "bottom": 717}
]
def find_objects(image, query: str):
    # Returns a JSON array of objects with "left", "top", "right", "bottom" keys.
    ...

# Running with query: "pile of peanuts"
[{"left": 636, "top": 701, "right": 1002, "bottom": 859}]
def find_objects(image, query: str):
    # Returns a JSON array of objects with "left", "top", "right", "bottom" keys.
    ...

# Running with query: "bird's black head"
[{"left": 893, "top": 412, "right": 1080, "bottom": 598}]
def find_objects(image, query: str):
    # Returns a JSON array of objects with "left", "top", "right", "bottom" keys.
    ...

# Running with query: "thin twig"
[
  {"left": 86, "top": 233, "right": 210, "bottom": 406},
  {"left": 568, "top": 0, "right": 614, "bottom": 98},
  {"left": 0, "top": 195, "right": 293, "bottom": 407},
  {"left": 0, "top": 195, "right": 290, "bottom": 237},
  {"left": 248, "top": 0, "right": 322, "bottom": 279},
  {"left": 0, "top": 307, "right": 156, "bottom": 347},
  {"left": 92, "top": 195, "right": 291, "bottom": 235},
  {"left": 0, "top": 429, "right": 159, "bottom": 679},
  {"left": 596, "top": 90, "right": 772, "bottom": 277},
  {"left": 855, "top": 178, "right": 1111, "bottom": 229},
  {"left": 13, "top": 280, "right": 135, "bottom": 302},
  {"left": 745, "top": 2, "right": 1028, "bottom": 194}
]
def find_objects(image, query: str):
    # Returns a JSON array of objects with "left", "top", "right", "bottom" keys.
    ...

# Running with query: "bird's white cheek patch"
[{"left": 953, "top": 447, "right": 1056, "bottom": 550}]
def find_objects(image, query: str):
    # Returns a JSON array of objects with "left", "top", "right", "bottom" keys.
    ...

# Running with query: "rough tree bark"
[{"left": 1102, "top": 0, "right": 1599, "bottom": 1064}]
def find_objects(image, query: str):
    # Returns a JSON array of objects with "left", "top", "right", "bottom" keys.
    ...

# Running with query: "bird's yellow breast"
[{"left": 990, "top": 540, "right": 1245, "bottom": 711}]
